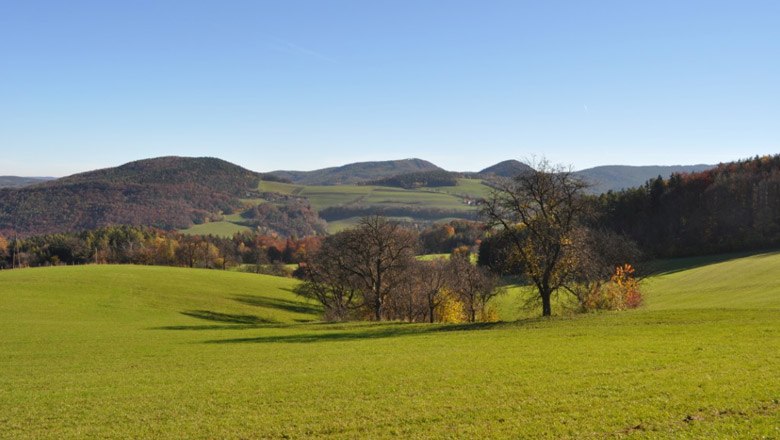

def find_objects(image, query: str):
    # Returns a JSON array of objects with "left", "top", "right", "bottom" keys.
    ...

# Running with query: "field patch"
[{"left": 179, "top": 220, "right": 251, "bottom": 237}]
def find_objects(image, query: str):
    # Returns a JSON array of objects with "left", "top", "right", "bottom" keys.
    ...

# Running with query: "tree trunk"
[
  {"left": 541, "top": 291, "right": 552, "bottom": 317},
  {"left": 374, "top": 294, "right": 382, "bottom": 321}
]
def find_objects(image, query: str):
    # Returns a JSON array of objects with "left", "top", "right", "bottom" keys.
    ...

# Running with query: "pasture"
[
  {"left": 179, "top": 220, "right": 251, "bottom": 237},
  {"left": 1, "top": 252, "right": 778, "bottom": 439},
  {"left": 259, "top": 179, "right": 481, "bottom": 212}
]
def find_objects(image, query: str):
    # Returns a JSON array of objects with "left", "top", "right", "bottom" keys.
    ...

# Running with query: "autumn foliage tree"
[{"left": 481, "top": 160, "right": 591, "bottom": 316}]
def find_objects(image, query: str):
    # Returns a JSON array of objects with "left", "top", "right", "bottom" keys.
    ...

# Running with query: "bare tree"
[
  {"left": 481, "top": 160, "right": 590, "bottom": 316},
  {"left": 342, "top": 216, "right": 418, "bottom": 320},
  {"left": 447, "top": 251, "right": 502, "bottom": 322},
  {"left": 294, "top": 233, "right": 362, "bottom": 321},
  {"left": 416, "top": 259, "right": 450, "bottom": 323},
  {"left": 298, "top": 216, "right": 418, "bottom": 321}
]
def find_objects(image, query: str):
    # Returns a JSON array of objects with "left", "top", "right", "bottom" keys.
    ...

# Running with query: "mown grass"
[{"left": 1, "top": 253, "right": 779, "bottom": 439}]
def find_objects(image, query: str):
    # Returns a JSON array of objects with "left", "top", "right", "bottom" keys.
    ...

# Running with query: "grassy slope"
[
  {"left": 259, "top": 178, "right": 484, "bottom": 212},
  {"left": 643, "top": 251, "right": 780, "bottom": 310},
  {"left": 1, "top": 255, "right": 779, "bottom": 439},
  {"left": 179, "top": 220, "right": 251, "bottom": 236}
]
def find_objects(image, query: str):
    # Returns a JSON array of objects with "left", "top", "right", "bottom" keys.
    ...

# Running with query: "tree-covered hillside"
[
  {"left": 0, "top": 157, "right": 261, "bottom": 236},
  {"left": 270, "top": 158, "right": 442, "bottom": 185}
]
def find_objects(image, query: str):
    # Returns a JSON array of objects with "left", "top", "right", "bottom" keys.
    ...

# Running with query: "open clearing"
[
  {"left": 179, "top": 220, "right": 252, "bottom": 237},
  {"left": 1, "top": 253, "right": 779, "bottom": 438}
]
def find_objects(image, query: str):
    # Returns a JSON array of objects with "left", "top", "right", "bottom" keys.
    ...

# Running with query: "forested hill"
[
  {"left": 478, "top": 160, "right": 534, "bottom": 178},
  {"left": 270, "top": 158, "right": 442, "bottom": 185},
  {"left": 0, "top": 157, "right": 261, "bottom": 236}
]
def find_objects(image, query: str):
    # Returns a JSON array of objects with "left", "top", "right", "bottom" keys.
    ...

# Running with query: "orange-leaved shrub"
[{"left": 582, "top": 264, "right": 642, "bottom": 311}]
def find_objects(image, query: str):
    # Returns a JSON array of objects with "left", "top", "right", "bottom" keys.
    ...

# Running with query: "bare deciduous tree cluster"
[{"left": 295, "top": 216, "right": 503, "bottom": 322}]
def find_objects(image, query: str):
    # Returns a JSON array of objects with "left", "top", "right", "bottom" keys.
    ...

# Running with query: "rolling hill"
[
  {"left": 478, "top": 160, "right": 534, "bottom": 178},
  {"left": 1, "top": 251, "right": 778, "bottom": 438},
  {"left": 0, "top": 156, "right": 262, "bottom": 236},
  {"left": 270, "top": 158, "right": 443, "bottom": 185}
]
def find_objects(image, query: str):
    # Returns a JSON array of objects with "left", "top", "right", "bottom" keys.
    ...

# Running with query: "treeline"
[
  {"left": 365, "top": 170, "right": 458, "bottom": 189},
  {"left": 319, "top": 205, "right": 477, "bottom": 222},
  {"left": 597, "top": 155, "right": 780, "bottom": 257},
  {"left": 0, "top": 226, "right": 322, "bottom": 271}
]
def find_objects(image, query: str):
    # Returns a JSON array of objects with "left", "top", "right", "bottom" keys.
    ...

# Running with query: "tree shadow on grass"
[
  {"left": 204, "top": 320, "right": 509, "bottom": 344},
  {"left": 151, "top": 310, "right": 279, "bottom": 331},
  {"left": 155, "top": 323, "right": 270, "bottom": 331},
  {"left": 181, "top": 309, "right": 277, "bottom": 324},
  {"left": 233, "top": 295, "right": 321, "bottom": 315}
]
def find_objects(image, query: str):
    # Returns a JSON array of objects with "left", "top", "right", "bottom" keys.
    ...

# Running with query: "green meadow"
[
  {"left": 1, "top": 252, "right": 779, "bottom": 439},
  {"left": 259, "top": 179, "right": 482, "bottom": 212},
  {"left": 180, "top": 179, "right": 489, "bottom": 237},
  {"left": 179, "top": 220, "right": 252, "bottom": 237}
]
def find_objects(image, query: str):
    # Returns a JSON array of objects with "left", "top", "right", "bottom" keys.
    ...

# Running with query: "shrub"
[{"left": 582, "top": 264, "right": 643, "bottom": 311}]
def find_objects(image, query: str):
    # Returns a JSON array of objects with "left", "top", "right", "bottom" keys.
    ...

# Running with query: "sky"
[{"left": 1, "top": 0, "right": 779, "bottom": 176}]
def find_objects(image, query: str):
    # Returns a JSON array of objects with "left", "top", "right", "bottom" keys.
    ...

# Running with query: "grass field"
[
  {"left": 259, "top": 179, "right": 480, "bottom": 213},
  {"left": 1, "top": 252, "right": 779, "bottom": 438},
  {"left": 179, "top": 220, "right": 251, "bottom": 237}
]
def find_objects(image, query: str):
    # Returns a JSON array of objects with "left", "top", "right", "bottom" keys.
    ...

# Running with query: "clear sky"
[{"left": 1, "top": 0, "right": 778, "bottom": 176}]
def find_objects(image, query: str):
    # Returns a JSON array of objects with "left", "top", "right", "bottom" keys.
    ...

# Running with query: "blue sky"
[{"left": 1, "top": 0, "right": 778, "bottom": 176}]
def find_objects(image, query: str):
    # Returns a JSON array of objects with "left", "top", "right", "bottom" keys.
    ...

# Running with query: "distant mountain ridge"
[
  {"left": 574, "top": 164, "right": 714, "bottom": 193},
  {"left": 267, "top": 158, "right": 712, "bottom": 192},
  {"left": 0, "top": 176, "right": 54, "bottom": 189},
  {"left": 270, "top": 158, "right": 442, "bottom": 185}
]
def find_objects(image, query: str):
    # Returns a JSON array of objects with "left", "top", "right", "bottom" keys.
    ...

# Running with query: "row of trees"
[
  {"left": 295, "top": 217, "right": 502, "bottom": 322},
  {"left": 0, "top": 226, "right": 322, "bottom": 271}
]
